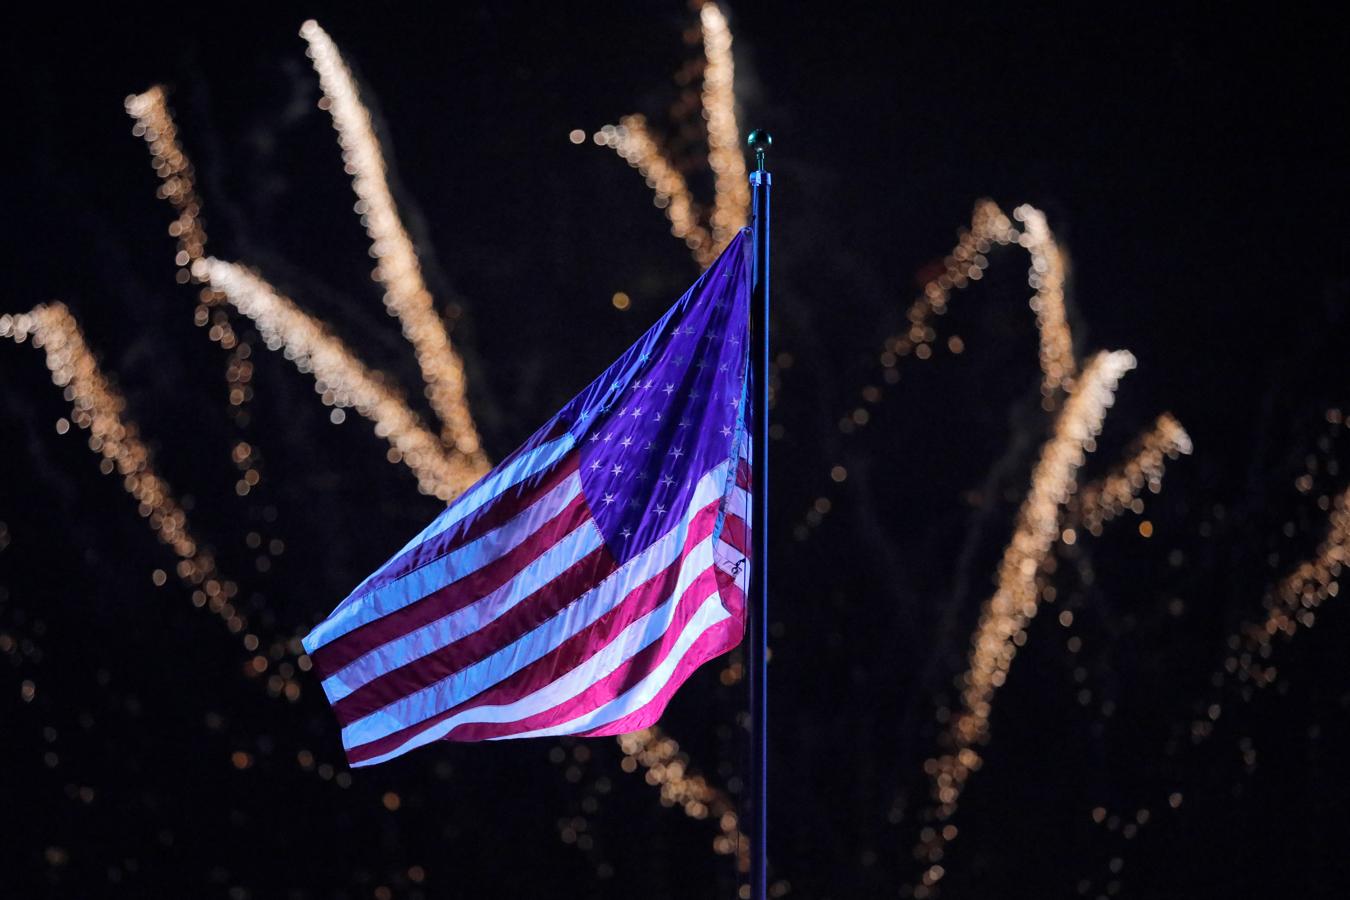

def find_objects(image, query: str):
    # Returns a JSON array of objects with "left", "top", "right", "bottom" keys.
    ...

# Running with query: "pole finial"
[{"left": 747, "top": 129, "right": 773, "bottom": 172}]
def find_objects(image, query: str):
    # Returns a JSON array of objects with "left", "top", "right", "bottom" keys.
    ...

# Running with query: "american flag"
[{"left": 304, "top": 232, "right": 753, "bottom": 766}]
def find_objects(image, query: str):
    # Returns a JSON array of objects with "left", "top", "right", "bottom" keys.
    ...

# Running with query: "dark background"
[{"left": 2, "top": 3, "right": 1348, "bottom": 898}]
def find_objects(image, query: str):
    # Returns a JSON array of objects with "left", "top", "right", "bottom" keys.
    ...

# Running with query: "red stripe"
[
  {"left": 736, "top": 459, "right": 751, "bottom": 490},
  {"left": 333, "top": 542, "right": 617, "bottom": 726},
  {"left": 579, "top": 617, "right": 743, "bottom": 737},
  {"left": 311, "top": 489, "right": 591, "bottom": 677},
  {"left": 352, "top": 453, "right": 580, "bottom": 601},
  {"left": 446, "top": 565, "right": 725, "bottom": 741},
  {"left": 718, "top": 512, "right": 749, "bottom": 557},
  {"left": 344, "top": 500, "right": 724, "bottom": 764}
]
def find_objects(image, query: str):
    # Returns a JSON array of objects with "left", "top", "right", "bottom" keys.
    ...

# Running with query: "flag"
[{"left": 304, "top": 231, "right": 753, "bottom": 766}]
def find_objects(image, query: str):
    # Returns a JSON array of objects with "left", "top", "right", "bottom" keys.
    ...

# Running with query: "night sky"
[{"left": 3, "top": 4, "right": 1349, "bottom": 898}]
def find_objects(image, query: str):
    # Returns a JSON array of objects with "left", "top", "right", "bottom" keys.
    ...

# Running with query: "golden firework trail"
[
  {"left": 200, "top": 257, "right": 480, "bottom": 501},
  {"left": 912, "top": 351, "right": 1136, "bottom": 896},
  {"left": 1074, "top": 413, "right": 1193, "bottom": 533},
  {"left": 1, "top": 304, "right": 245, "bottom": 640},
  {"left": 299, "top": 20, "right": 486, "bottom": 466},
  {"left": 594, "top": 1, "right": 749, "bottom": 268}
]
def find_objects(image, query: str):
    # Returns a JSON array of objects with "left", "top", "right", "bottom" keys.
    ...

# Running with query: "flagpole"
[{"left": 746, "top": 128, "right": 772, "bottom": 900}]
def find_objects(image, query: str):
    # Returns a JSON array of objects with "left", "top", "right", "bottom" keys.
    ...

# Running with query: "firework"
[
  {"left": 200, "top": 258, "right": 481, "bottom": 501},
  {"left": 595, "top": 117, "right": 716, "bottom": 265},
  {"left": 299, "top": 20, "right": 486, "bottom": 465},
  {"left": 913, "top": 350, "right": 1136, "bottom": 895}
]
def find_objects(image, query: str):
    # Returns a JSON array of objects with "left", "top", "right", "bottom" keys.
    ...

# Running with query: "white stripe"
[
  {"left": 406, "top": 435, "right": 575, "bottom": 550},
  {"left": 341, "top": 461, "right": 731, "bottom": 750},
  {"left": 725, "top": 484, "right": 749, "bottom": 521},
  {"left": 310, "top": 434, "right": 576, "bottom": 646},
  {"left": 351, "top": 553, "right": 723, "bottom": 766},
  {"left": 322, "top": 513, "right": 603, "bottom": 703},
  {"left": 305, "top": 454, "right": 581, "bottom": 654},
  {"left": 497, "top": 592, "right": 730, "bottom": 739}
]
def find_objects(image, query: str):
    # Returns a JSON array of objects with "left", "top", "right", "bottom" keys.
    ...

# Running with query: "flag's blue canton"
[{"left": 563, "top": 231, "right": 752, "bottom": 565}]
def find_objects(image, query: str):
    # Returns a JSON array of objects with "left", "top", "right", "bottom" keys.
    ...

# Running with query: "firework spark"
[
  {"left": 595, "top": 117, "right": 716, "bottom": 265},
  {"left": 912, "top": 350, "right": 1136, "bottom": 895},
  {"left": 1073, "top": 413, "right": 1193, "bottom": 533},
  {"left": 1, "top": 304, "right": 248, "bottom": 640},
  {"left": 619, "top": 726, "right": 750, "bottom": 872},
  {"left": 876, "top": 202, "right": 1075, "bottom": 399},
  {"left": 124, "top": 88, "right": 247, "bottom": 369},
  {"left": 199, "top": 257, "right": 481, "bottom": 500},
  {"left": 1078, "top": 432, "right": 1347, "bottom": 898},
  {"left": 299, "top": 20, "right": 486, "bottom": 465},
  {"left": 801, "top": 202, "right": 1090, "bottom": 537},
  {"left": 1235, "top": 484, "right": 1349, "bottom": 691},
  {"left": 593, "top": 1, "right": 749, "bottom": 269},
  {"left": 699, "top": 1, "right": 749, "bottom": 251}
]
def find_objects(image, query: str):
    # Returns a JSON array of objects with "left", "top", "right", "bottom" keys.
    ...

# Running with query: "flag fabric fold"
[{"left": 304, "top": 231, "right": 754, "bottom": 766}]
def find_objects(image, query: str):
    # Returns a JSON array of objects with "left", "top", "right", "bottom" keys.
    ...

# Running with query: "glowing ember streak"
[
  {"left": 1074, "top": 413, "right": 1193, "bottom": 533},
  {"left": 877, "top": 200, "right": 1018, "bottom": 382},
  {"left": 618, "top": 726, "right": 749, "bottom": 872},
  {"left": 1083, "top": 467, "right": 1348, "bottom": 898},
  {"left": 125, "top": 88, "right": 211, "bottom": 291},
  {"left": 594, "top": 3, "right": 749, "bottom": 269},
  {"left": 298, "top": 21, "right": 486, "bottom": 465},
  {"left": 1, "top": 304, "right": 245, "bottom": 636},
  {"left": 878, "top": 201, "right": 1074, "bottom": 403},
  {"left": 1237, "top": 484, "right": 1349, "bottom": 685},
  {"left": 595, "top": 116, "right": 715, "bottom": 266},
  {"left": 126, "top": 85, "right": 258, "bottom": 449},
  {"left": 699, "top": 2, "right": 749, "bottom": 251},
  {"left": 803, "top": 202, "right": 1087, "bottom": 535},
  {"left": 200, "top": 257, "right": 483, "bottom": 500},
  {"left": 913, "top": 351, "right": 1136, "bottom": 894},
  {"left": 1015, "top": 205, "right": 1077, "bottom": 403}
]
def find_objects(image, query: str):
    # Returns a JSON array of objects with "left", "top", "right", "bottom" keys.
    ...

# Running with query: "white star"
[
  {"left": 661, "top": 474, "right": 675, "bottom": 487},
  {"left": 729, "top": 397, "right": 740, "bottom": 408},
  {"left": 719, "top": 363, "right": 729, "bottom": 372},
  {"left": 653, "top": 503, "right": 667, "bottom": 516},
  {"left": 631, "top": 381, "right": 642, "bottom": 393},
  {"left": 590, "top": 460, "right": 603, "bottom": 471},
  {"left": 602, "top": 493, "right": 616, "bottom": 506},
  {"left": 631, "top": 407, "right": 642, "bottom": 418},
  {"left": 721, "top": 425, "right": 733, "bottom": 437},
  {"left": 663, "top": 383, "right": 675, "bottom": 396},
  {"left": 644, "top": 379, "right": 655, "bottom": 389},
  {"left": 611, "top": 463, "right": 624, "bottom": 476},
  {"left": 689, "top": 390, "right": 701, "bottom": 402},
  {"left": 620, "top": 436, "right": 633, "bottom": 448},
  {"left": 644, "top": 441, "right": 655, "bottom": 451},
  {"left": 652, "top": 412, "right": 662, "bottom": 422},
  {"left": 669, "top": 447, "right": 685, "bottom": 460},
  {"left": 618, "top": 406, "right": 627, "bottom": 417},
  {"left": 621, "top": 527, "right": 633, "bottom": 539},
  {"left": 604, "top": 432, "right": 614, "bottom": 442},
  {"left": 678, "top": 419, "right": 692, "bottom": 428},
  {"left": 589, "top": 432, "right": 601, "bottom": 443}
]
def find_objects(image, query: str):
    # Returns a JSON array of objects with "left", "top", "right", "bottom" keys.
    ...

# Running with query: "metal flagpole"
[{"left": 746, "top": 128, "right": 772, "bottom": 900}]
